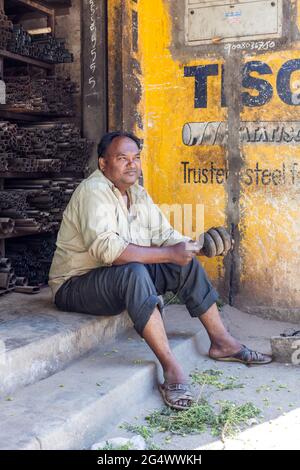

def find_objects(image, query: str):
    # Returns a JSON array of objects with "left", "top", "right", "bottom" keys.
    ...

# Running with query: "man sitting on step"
[{"left": 49, "top": 131, "right": 272, "bottom": 411}]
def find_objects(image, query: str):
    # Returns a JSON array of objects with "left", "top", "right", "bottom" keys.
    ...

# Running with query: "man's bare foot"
[{"left": 209, "top": 336, "right": 242, "bottom": 359}]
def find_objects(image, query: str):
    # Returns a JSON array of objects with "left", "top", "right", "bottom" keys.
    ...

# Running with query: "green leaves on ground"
[
  {"left": 190, "top": 368, "right": 244, "bottom": 391},
  {"left": 144, "top": 400, "right": 260, "bottom": 439}
]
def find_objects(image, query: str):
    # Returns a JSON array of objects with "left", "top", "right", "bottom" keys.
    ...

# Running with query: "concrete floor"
[
  {"left": 0, "top": 289, "right": 299, "bottom": 450},
  {"left": 99, "top": 304, "right": 300, "bottom": 451}
]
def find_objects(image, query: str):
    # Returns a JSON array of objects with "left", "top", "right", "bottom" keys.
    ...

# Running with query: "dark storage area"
[{"left": 0, "top": 0, "right": 93, "bottom": 295}]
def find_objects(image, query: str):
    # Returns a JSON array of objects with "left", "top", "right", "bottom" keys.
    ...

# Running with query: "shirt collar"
[{"left": 95, "top": 168, "right": 144, "bottom": 197}]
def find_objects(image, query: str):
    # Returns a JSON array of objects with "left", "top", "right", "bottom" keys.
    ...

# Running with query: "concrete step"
[
  {"left": 0, "top": 304, "right": 294, "bottom": 450},
  {"left": 0, "top": 306, "right": 208, "bottom": 450},
  {"left": 0, "top": 287, "right": 132, "bottom": 396}
]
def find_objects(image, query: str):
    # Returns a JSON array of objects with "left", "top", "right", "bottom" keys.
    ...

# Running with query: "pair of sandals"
[{"left": 159, "top": 345, "right": 273, "bottom": 410}]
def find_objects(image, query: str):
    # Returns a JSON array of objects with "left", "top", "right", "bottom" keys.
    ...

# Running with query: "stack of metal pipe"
[
  {"left": 0, "top": 217, "right": 14, "bottom": 235},
  {"left": 4, "top": 75, "right": 34, "bottom": 110},
  {"left": 19, "top": 122, "right": 91, "bottom": 172},
  {"left": 0, "top": 257, "right": 16, "bottom": 293},
  {"left": 0, "top": 121, "right": 92, "bottom": 174},
  {"left": 0, "top": 256, "right": 34, "bottom": 295},
  {"left": 7, "top": 24, "right": 32, "bottom": 57},
  {"left": 0, "top": 121, "right": 18, "bottom": 152},
  {"left": 0, "top": 9, "right": 12, "bottom": 50},
  {"left": 5, "top": 74, "right": 77, "bottom": 115},
  {"left": 31, "top": 34, "right": 73, "bottom": 63},
  {"left": 6, "top": 234, "right": 57, "bottom": 286},
  {"left": 0, "top": 122, "right": 18, "bottom": 171},
  {"left": 0, "top": 177, "right": 81, "bottom": 235},
  {"left": 0, "top": 190, "right": 29, "bottom": 218},
  {"left": 7, "top": 25, "right": 73, "bottom": 63},
  {"left": 0, "top": 153, "right": 10, "bottom": 172}
]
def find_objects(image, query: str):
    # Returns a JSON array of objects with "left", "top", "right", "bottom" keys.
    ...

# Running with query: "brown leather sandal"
[
  {"left": 210, "top": 344, "right": 273, "bottom": 365},
  {"left": 158, "top": 382, "right": 194, "bottom": 410}
]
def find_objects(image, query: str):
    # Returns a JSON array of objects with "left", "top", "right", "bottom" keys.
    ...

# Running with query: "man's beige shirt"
[{"left": 48, "top": 169, "right": 190, "bottom": 298}]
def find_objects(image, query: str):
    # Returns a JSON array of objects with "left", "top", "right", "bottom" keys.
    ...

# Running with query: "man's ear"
[{"left": 98, "top": 156, "right": 105, "bottom": 171}]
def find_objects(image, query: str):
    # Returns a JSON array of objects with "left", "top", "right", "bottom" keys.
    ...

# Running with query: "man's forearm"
[{"left": 113, "top": 243, "right": 174, "bottom": 265}]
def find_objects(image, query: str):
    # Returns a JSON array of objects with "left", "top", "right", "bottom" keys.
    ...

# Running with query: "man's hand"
[
  {"left": 169, "top": 241, "right": 200, "bottom": 266},
  {"left": 199, "top": 227, "right": 233, "bottom": 258},
  {"left": 113, "top": 228, "right": 233, "bottom": 266}
]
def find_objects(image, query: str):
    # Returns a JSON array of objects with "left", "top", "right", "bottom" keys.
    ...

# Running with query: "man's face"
[{"left": 98, "top": 136, "right": 142, "bottom": 191}]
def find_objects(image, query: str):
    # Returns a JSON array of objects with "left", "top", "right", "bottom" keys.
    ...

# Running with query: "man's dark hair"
[{"left": 97, "top": 131, "right": 141, "bottom": 158}]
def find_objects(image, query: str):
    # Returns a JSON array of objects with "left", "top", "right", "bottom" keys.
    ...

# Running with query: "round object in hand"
[
  {"left": 202, "top": 232, "right": 217, "bottom": 258},
  {"left": 207, "top": 228, "right": 224, "bottom": 256},
  {"left": 214, "top": 226, "right": 232, "bottom": 254}
]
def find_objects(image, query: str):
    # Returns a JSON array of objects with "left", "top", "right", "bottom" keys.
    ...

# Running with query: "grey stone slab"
[{"left": 0, "top": 288, "right": 132, "bottom": 395}]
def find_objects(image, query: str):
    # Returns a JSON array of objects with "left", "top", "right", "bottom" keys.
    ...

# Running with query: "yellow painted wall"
[
  {"left": 135, "top": 0, "right": 227, "bottom": 286},
  {"left": 239, "top": 49, "right": 300, "bottom": 315},
  {"left": 108, "top": 0, "right": 300, "bottom": 320}
]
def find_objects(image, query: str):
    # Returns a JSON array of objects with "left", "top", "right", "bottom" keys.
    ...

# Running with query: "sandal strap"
[
  {"left": 239, "top": 345, "right": 267, "bottom": 363},
  {"left": 163, "top": 383, "right": 194, "bottom": 404},
  {"left": 165, "top": 383, "right": 191, "bottom": 392}
]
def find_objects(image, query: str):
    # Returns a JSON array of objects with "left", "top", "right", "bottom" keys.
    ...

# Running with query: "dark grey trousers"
[{"left": 54, "top": 258, "right": 219, "bottom": 336}]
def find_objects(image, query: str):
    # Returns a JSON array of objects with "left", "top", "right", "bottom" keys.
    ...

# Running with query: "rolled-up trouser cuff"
[
  {"left": 133, "top": 294, "right": 164, "bottom": 336},
  {"left": 189, "top": 288, "right": 220, "bottom": 318}
]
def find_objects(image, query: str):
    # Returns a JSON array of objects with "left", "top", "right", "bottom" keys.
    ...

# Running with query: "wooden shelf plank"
[
  {"left": 0, "top": 171, "right": 83, "bottom": 178},
  {"left": 0, "top": 227, "right": 57, "bottom": 240},
  {"left": 0, "top": 49, "right": 54, "bottom": 69},
  {"left": 0, "top": 106, "right": 75, "bottom": 122},
  {"left": 5, "top": 0, "right": 54, "bottom": 17}
]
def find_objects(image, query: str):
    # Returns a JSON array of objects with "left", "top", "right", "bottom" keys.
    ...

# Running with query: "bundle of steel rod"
[
  {"left": 7, "top": 25, "right": 73, "bottom": 64},
  {"left": 30, "top": 34, "right": 73, "bottom": 63},
  {"left": 0, "top": 190, "right": 47, "bottom": 232},
  {"left": 0, "top": 153, "right": 10, "bottom": 171},
  {"left": 6, "top": 234, "right": 57, "bottom": 285},
  {"left": 0, "top": 217, "right": 14, "bottom": 235},
  {"left": 6, "top": 157, "right": 62, "bottom": 173},
  {"left": 0, "top": 190, "right": 28, "bottom": 213},
  {"left": 15, "top": 276, "right": 28, "bottom": 286},
  {"left": 4, "top": 158, "right": 50, "bottom": 177},
  {"left": 52, "top": 177, "right": 82, "bottom": 189},
  {"left": 0, "top": 9, "right": 13, "bottom": 50},
  {"left": 26, "top": 189, "right": 64, "bottom": 210},
  {"left": 6, "top": 157, "right": 39, "bottom": 172},
  {"left": 17, "top": 124, "right": 58, "bottom": 157},
  {"left": 5, "top": 75, "right": 76, "bottom": 115},
  {"left": 5, "top": 178, "right": 54, "bottom": 189},
  {"left": 0, "top": 122, "right": 18, "bottom": 152},
  {"left": 13, "top": 218, "right": 41, "bottom": 233},
  {"left": 7, "top": 24, "right": 33, "bottom": 57},
  {"left": 0, "top": 257, "right": 16, "bottom": 291},
  {"left": 4, "top": 75, "right": 34, "bottom": 111},
  {"left": 15, "top": 129, "right": 33, "bottom": 156},
  {"left": 0, "top": 121, "right": 91, "bottom": 173},
  {"left": 3, "top": 177, "right": 81, "bottom": 231},
  {"left": 0, "top": 255, "right": 36, "bottom": 295},
  {"left": 6, "top": 177, "right": 80, "bottom": 196},
  {"left": 20, "top": 123, "right": 92, "bottom": 171},
  {"left": 34, "top": 76, "right": 76, "bottom": 114},
  {"left": 26, "top": 210, "right": 58, "bottom": 232}
]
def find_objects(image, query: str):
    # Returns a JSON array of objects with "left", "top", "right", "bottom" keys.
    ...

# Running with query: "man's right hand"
[{"left": 169, "top": 241, "right": 200, "bottom": 266}]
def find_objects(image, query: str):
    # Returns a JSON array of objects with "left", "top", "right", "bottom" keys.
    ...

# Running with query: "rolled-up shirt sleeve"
[
  {"left": 146, "top": 194, "right": 192, "bottom": 247},
  {"left": 77, "top": 186, "right": 129, "bottom": 265}
]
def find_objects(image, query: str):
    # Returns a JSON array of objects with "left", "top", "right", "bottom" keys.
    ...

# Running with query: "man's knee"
[
  {"left": 178, "top": 257, "right": 202, "bottom": 276},
  {"left": 176, "top": 257, "right": 209, "bottom": 293},
  {"left": 122, "top": 262, "right": 153, "bottom": 286}
]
